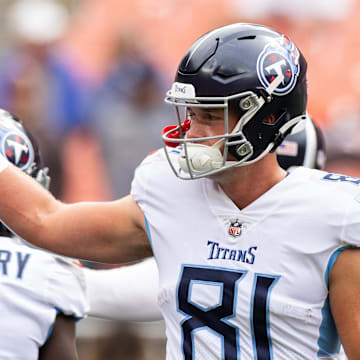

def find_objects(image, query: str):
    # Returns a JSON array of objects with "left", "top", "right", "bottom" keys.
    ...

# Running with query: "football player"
[
  {"left": 0, "top": 23, "right": 358, "bottom": 359},
  {"left": 0, "top": 110, "right": 87, "bottom": 359},
  {"left": 84, "top": 114, "right": 327, "bottom": 323}
]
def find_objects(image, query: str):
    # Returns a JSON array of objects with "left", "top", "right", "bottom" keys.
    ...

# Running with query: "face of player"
[{"left": 185, "top": 107, "right": 238, "bottom": 147}]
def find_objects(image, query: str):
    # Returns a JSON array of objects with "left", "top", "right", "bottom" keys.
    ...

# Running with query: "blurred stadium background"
[{"left": 0, "top": 0, "right": 359, "bottom": 358}]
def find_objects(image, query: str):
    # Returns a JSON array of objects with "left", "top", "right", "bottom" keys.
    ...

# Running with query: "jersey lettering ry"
[
  {"left": 177, "top": 265, "right": 279, "bottom": 360},
  {"left": 0, "top": 249, "right": 31, "bottom": 279}
]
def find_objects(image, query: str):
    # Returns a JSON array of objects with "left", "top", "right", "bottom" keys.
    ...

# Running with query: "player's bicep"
[
  {"left": 102, "top": 195, "right": 152, "bottom": 262},
  {"left": 329, "top": 247, "right": 360, "bottom": 360},
  {"left": 48, "top": 195, "right": 151, "bottom": 263}
]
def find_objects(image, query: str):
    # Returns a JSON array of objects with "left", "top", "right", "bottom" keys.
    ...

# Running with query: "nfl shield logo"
[{"left": 229, "top": 219, "right": 242, "bottom": 238}]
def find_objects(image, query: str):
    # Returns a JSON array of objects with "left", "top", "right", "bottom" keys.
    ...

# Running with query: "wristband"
[{"left": 0, "top": 153, "right": 9, "bottom": 173}]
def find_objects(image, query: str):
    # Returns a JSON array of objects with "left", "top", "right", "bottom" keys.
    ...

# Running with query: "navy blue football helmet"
[
  {"left": 277, "top": 114, "right": 326, "bottom": 171},
  {"left": 0, "top": 109, "right": 50, "bottom": 234},
  {"left": 163, "top": 23, "right": 308, "bottom": 179}
]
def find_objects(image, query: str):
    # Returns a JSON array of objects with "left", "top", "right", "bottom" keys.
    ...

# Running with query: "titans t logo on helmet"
[
  {"left": 257, "top": 35, "right": 300, "bottom": 96},
  {"left": 2, "top": 132, "right": 34, "bottom": 171}
]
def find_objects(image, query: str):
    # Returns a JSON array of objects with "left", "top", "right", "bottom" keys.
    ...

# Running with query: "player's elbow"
[{"left": 24, "top": 198, "right": 67, "bottom": 251}]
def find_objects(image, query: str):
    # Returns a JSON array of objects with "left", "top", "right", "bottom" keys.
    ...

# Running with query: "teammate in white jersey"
[
  {"left": 0, "top": 23, "right": 358, "bottom": 359},
  {"left": 0, "top": 110, "right": 87, "bottom": 359}
]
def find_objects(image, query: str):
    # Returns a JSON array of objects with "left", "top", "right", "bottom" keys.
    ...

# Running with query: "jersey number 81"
[{"left": 177, "top": 265, "right": 279, "bottom": 360}]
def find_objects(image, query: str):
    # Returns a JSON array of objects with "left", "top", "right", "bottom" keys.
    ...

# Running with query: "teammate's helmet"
[
  {"left": 276, "top": 114, "right": 326, "bottom": 171},
  {"left": 163, "top": 23, "right": 308, "bottom": 179},
  {"left": 0, "top": 109, "right": 50, "bottom": 235}
]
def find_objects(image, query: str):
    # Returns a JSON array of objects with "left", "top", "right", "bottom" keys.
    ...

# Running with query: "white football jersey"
[
  {"left": 0, "top": 236, "right": 88, "bottom": 359},
  {"left": 131, "top": 149, "right": 360, "bottom": 360}
]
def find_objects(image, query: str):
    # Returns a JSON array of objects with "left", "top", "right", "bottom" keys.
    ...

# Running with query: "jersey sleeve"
[
  {"left": 341, "top": 191, "right": 360, "bottom": 247},
  {"left": 130, "top": 149, "right": 164, "bottom": 206},
  {"left": 45, "top": 257, "right": 89, "bottom": 319},
  {"left": 131, "top": 148, "right": 177, "bottom": 214},
  {"left": 131, "top": 161, "right": 149, "bottom": 206},
  {"left": 83, "top": 257, "right": 162, "bottom": 321}
]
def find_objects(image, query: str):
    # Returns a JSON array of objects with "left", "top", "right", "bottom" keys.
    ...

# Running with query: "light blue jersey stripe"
[
  {"left": 144, "top": 216, "right": 156, "bottom": 260},
  {"left": 317, "top": 246, "right": 353, "bottom": 357}
]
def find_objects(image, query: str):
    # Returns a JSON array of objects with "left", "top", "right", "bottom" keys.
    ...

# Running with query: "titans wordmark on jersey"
[{"left": 131, "top": 149, "right": 360, "bottom": 360}]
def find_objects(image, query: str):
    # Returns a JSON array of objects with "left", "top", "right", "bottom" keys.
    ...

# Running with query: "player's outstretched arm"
[
  {"left": 84, "top": 257, "right": 162, "bottom": 322},
  {"left": 0, "top": 160, "right": 151, "bottom": 263},
  {"left": 329, "top": 248, "right": 360, "bottom": 360}
]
